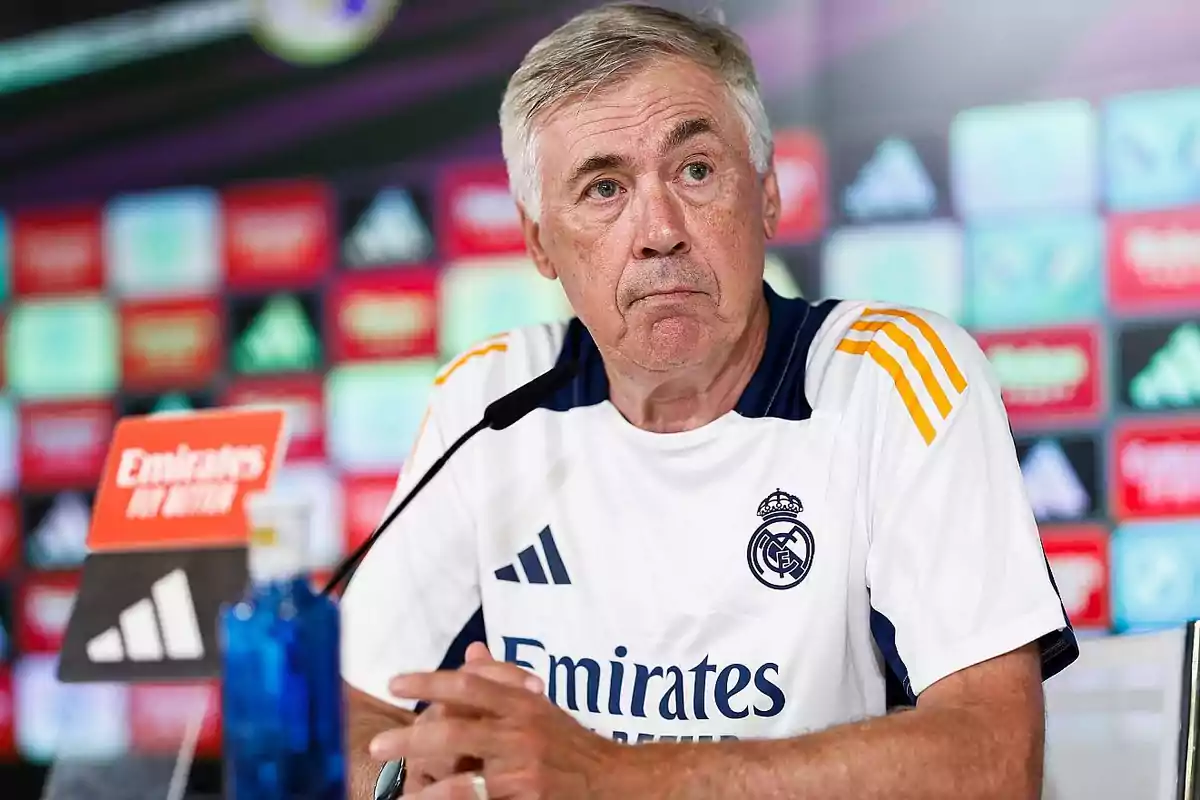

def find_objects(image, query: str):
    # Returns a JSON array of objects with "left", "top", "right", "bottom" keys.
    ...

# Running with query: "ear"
[
  {"left": 520, "top": 204, "right": 558, "bottom": 280},
  {"left": 761, "top": 166, "right": 782, "bottom": 240}
]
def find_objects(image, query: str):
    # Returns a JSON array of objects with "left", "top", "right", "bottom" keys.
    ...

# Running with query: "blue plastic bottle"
[{"left": 220, "top": 497, "right": 344, "bottom": 799}]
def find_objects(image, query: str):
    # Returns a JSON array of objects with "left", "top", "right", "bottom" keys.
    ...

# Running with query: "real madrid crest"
[{"left": 747, "top": 489, "right": 814, "bottom": 590}]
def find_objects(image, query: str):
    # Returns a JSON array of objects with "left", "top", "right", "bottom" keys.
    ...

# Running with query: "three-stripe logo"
[
  {"left": 85, "top": 569, "right": 205, "bottom": 664},
  {"left": 495, "top": 527, "right": 572, "bottom": 585},
  {"left": 836, "top": 307, "right": 968, "bottom": 445}
]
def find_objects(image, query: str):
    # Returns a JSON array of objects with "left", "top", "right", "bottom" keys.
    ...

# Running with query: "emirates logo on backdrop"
[
  {"left": 328, "top": 270, "right": 438, "bottom": 361},
  {"left": 771, "top": 129, "right": 827, "bottom": 243},
  {"left": 439, "top": 165, "right": 526, "bottom": 258},
  {"left": 0, "top": 669, "right": 13, "bottom": 757},
  {"left": 1112, "top": 419, "right": 1200, "bottom": 519},
  {"left": 120, "top": 299, "right": 222, "bottom": 389},
  {"left": 1109, "top": 208, "right": 1200, "bottom": 313},
  {"left": 1042, "top": 525, "right": 1109, "bottom": 629},
  {"left": 342, "top": 474, "right": 396, "bottom": 551},
  {"left": 20, "top": 402, "right": 114, "bottom": 489},
  {"left": 222, "top": 181, "right": 332, "bottom": 288},
  {"left": 974, "top": 325, "right": 1103, "bottom": 428},
  {"left": 12, "top": 207, "right": 104, "bottom": 295},
  {"left": 18, "top": 573, "right": 80, "bottom": 653},
  {"left": 0, "top": 498, "right": 18, "bottom": 574}
]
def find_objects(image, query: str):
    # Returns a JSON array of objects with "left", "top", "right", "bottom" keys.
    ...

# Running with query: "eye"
[
  {"left": 682, "top": 162, "right": 712, "bottom": 183},
  {"left": 586, "top": 179, "right": 623, "bottom": 201}
]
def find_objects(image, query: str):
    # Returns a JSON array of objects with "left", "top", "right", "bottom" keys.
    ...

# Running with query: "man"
[{"left": 341, "top": 4, "right": 1077, "bottom": 798}]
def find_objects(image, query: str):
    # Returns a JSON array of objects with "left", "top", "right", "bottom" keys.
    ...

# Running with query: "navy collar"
[{"left": 546, "top": 284, "right": 839, "bottom": 422}]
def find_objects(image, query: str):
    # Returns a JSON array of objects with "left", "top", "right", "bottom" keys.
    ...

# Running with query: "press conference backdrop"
[{"left": 0, "top": 0, "right": 1199, "bottom": 793}]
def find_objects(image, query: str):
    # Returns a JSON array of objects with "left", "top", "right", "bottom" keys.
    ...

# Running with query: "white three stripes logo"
[{"left": 86, "top": 569, "right": 205, "bottom": 663}]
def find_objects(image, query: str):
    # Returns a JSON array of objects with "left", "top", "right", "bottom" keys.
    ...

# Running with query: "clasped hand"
[{"left": 370, "top": 642, "right": 625, "bottom": 799}]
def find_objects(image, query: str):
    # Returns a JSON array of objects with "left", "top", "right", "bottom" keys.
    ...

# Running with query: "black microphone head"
[{"left": 483, "top": 360, "right": 579, "bottom": 431}]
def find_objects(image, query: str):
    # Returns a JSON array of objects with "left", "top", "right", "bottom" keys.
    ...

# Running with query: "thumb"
[{"left": 464, "top": 641, "right": 495, "bottom": 663}]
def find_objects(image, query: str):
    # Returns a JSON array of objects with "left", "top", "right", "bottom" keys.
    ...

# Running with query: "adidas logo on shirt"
[
  {"left": 86, "top": 569, "right": 205, "bottom": 664},
  {"left": 343, "top": 189, "right": 433, "bottom": 267},
  {"left": 1020, "top": 440, "right": 1089, "bottom": 520},
  {"left": 1130, "top": 323, "right": 1200, "bottom": 409},
  {"left": 843, "top": 138, "right": 936, "bottom": 221},
  {"left": 495, "top": 527, "right": 572, "bottom": 585}
]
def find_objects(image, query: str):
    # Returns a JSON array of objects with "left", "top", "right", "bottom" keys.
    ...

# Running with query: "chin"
[{"left": 632, "top": 315, "right": 712, "bottom": 370}]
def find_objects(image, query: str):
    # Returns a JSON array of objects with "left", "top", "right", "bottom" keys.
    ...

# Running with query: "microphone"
[{"left": 321, "top": 359, "right": 578, "bottom": 596}]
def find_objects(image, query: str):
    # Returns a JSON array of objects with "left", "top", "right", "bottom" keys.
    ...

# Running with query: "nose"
[{"left": 632, "top": 182, "right": 691, "bottom": 260}]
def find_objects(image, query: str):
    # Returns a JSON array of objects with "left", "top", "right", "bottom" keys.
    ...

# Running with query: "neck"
[{"left": 605, "top": 298, "right": 770, "bottom": 434}]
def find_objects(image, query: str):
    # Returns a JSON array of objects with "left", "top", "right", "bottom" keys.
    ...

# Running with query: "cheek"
[
  {"left": 554, "top": 218, "right": 624, "bottom": 285},
  {"left": 543, "top": 223, "right": 624, "bottom": 311},
  {"left": 694, "top": 203, "right": 762, "bottom": 270}
]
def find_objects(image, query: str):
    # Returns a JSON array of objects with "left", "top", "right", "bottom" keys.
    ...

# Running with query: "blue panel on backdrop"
[
  {"left": 951, "top": 99, "right": 1098, "bottom": 218},
  {"left": 966, "top": 214, "right": 1104, "bottom": 330},
  {"left": 1105, "top": 87, "right": 1200, "bottom": 212},
  {"left": 1112, "top": 520, "right": 1200, "bottom": 632}
]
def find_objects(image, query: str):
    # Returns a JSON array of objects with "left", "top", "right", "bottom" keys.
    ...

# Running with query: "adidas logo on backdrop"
[
  {"left": 1020, "top": 440, "right": 1090, "bottom": 521},
  {"left": 1131, "top": 322, "right": 1200, "bottom": 409},
  {"left": 343, "top": 188, "right": 433, "bottom": 267},
  {"left": 843, "top": 138, "right": 936, "bottom": 220}
]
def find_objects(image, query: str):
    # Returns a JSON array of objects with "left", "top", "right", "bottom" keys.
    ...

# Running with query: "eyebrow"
[
  {"left": 568, "top": 154, "right": 631, "bottom": 187},
  {"left": 566, "top": 117, "right": 719, "bottom": 187},
  {"left": 659, "top": 117, "right": 716, "bottom": 156}
]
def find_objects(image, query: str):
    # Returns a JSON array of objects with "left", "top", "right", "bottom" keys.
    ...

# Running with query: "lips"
[{"left": 638, "top": 288, "right": 701, "bottom": 302}]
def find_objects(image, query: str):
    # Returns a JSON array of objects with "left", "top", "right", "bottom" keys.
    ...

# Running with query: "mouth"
[{"left": 635, "top": 288, "right": 704, "bottom": 303}]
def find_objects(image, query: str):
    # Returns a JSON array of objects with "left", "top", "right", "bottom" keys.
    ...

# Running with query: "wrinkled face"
[{"left": 522, "top": 57, "right": 780, "bottom": 372}]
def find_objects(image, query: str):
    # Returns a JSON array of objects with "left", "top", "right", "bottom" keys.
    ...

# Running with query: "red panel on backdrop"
[
  {"left": 0, "top": 669, "right": 13, "bottom": 760},
  {"left": 17, "top": 571, "right": 80, "bottom": 653},
  {"left": 342, "top": 473, "right": 397, "bottom": 553},
  {"left": 120, "top": 298, "right": 223, "bottom": 390},
  {"left": 129, "top": 682, "right": 222, "bottom": 758},
  {"left": 972, "top": 325, "right": 1104, "bottom": 428},
  {"left": 1108, "top": 207, "right": 1200, "bottom": 314},
  {"left": 0, "top": 498, "right": 18, "bottom": 576},
  {"left": 1041, "top": 525, "right": 1110, "bottom": 629},
  {"left": 11, "top": 207, "right": 104, "bottom": 296},
  {"left": 222, "top": 376, "right": 326, "bottom": 462},
  {"left": 439, "top": 163, "right": 526, "bottom": 258},
  {"left": 771, "top": 129, "right": 827, "bottom": 244},
  {"left": 328, "top": 269, "right": 439, "bottom": 362},
  {"left": 19, "top": 401, "right": 115, "bottom": 490},
  {"left": 222, "top": 181, "right": 333, "bottom": 288},
  {"left": 1111, "top": 416, "right": 1200, "bottom": 520}
]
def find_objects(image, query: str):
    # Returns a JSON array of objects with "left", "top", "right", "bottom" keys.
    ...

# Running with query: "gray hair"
[{"left": 499, "top": 3, "right": 773, "bottom": 221}]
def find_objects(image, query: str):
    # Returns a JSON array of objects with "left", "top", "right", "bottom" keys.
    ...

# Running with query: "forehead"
[{"left": 535, "top": 58, "right": 747, "bottom": 173}]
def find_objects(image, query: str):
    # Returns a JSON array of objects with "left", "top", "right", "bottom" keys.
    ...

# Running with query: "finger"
[
  {"left": 369, "top": 718, "right": 498, "bottom": 763},
  {"left": 460, "top": 660, "right": 544, "bottom": 694},
  {"left": 463, "top": 642, "right": 493, "bottom": 664},
  {"left": 405, "top": 770, "right": 524, "bottom": 800},
  {"left": 402, "top": 769, "right": 435, "bottom": 795},
  {"left": 389, "top": 671, "right": 531, "bottom": 717},
  {"left": 402, "top": 758, "right": 477, "bottom": 795}
]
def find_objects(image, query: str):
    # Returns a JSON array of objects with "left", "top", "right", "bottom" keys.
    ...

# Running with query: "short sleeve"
[
  {"left": 339, "top": 377, "right": 483, "bottom": 710},
  {"left": 848, "top": 307, "right": 1078, "bottom": 699}
]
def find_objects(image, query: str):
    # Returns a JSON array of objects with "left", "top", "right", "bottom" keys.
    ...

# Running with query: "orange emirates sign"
[{"left": 88, "top": 408, "right": 288, "bottom": 552}]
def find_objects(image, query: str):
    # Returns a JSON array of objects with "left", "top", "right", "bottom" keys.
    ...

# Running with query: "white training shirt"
[{"left": 340, "top": 285, "right": 1077, "bottom": 743}]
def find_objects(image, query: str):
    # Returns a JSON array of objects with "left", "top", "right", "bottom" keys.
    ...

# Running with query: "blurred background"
[{"left": 0, "top": 0, "right": 1197, "bottom": 795}]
